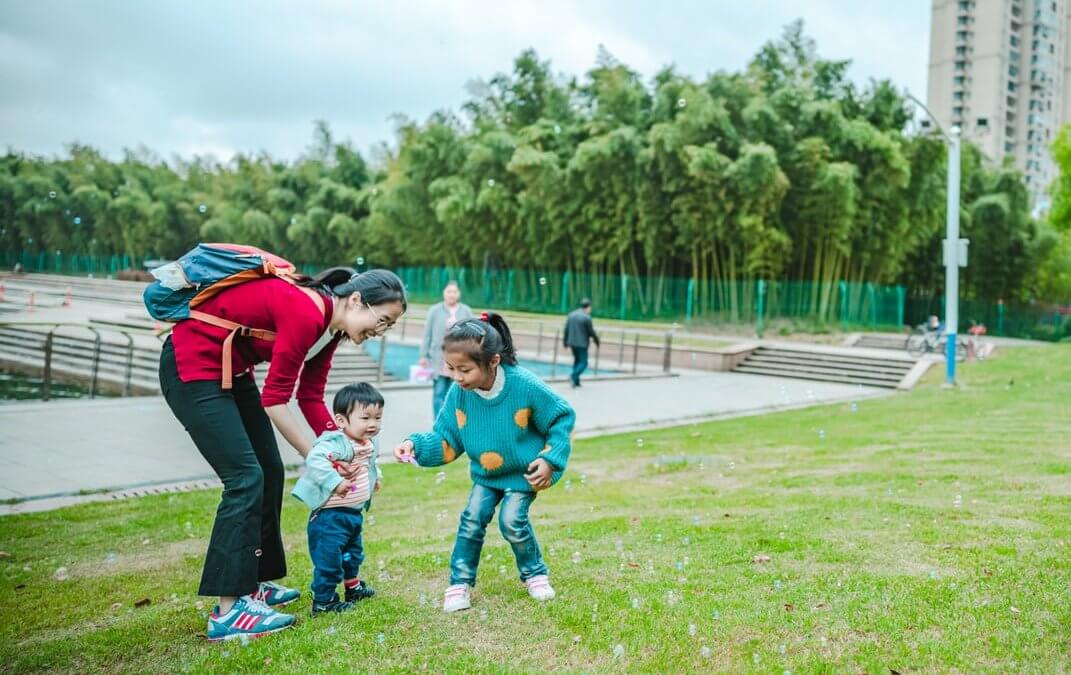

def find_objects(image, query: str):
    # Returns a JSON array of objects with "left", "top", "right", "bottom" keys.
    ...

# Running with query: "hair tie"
[{"left": 480, "top": 311, "right": 489, "bottom": 322}]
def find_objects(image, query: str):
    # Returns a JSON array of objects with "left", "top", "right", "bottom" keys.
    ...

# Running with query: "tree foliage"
[{"left": 0, "top": 23, "right": 1056, "bottom": 305}]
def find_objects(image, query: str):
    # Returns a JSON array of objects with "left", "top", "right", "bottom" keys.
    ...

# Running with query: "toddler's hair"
[{"left": 333, "top": 382, "right": 385, "bottom": 418}]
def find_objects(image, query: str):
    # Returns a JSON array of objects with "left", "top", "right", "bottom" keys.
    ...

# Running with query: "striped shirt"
[{"left": 321, "top": 438, "right": 377, "bottom": 509}]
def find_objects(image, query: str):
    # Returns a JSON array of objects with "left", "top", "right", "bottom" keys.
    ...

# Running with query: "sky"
[{"left": 0, "top": 0, "right": 932, "bottom": 163}]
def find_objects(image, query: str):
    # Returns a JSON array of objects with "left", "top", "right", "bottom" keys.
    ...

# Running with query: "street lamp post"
[{"left": 906, "top": 93, "right": 967, "bottom": 385}]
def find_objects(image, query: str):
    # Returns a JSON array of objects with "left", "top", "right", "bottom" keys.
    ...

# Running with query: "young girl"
[{"left": 394, "top": 312, "right": 575, "bottom": 612}]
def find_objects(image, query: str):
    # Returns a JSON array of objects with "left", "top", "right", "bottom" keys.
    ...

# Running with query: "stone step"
[
  {"left": 746, "top": 353, "right": 911, "bottom": 377},
  {"left": 733, "top": 363, "right": 902, "bottom": 388},
  {"left": 756, "top": 347, "right": 914, "bottom": 369},
  {"left": 737, "top": 359, "right": 904, "bottom": 382}
]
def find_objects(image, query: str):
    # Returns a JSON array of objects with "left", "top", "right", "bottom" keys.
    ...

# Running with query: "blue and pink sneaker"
[
  {"left": 254, "top": 580, "right": 301, "bottom": 607},
  {"left": 207, "top": 595, "right": 295, "bottom": 642}
]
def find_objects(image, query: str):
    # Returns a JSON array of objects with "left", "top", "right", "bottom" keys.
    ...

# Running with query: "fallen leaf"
[
  {"left": 983, "top": 569, "right": 993, "bottom": 577},
  {"left": 626, "top": 562, "right": 640, "bottom": 568},
  {"left": 813, "top": 602, "right": 828, "bottom": 610},
  {"left": 111, "top": 602, "right": 122, "bottom": 611},
  {"left": 630, "top": 517, "right": 639, "bottom": 527},
  {"left": 134, "top": 598, "right": 151, "bottom": 608},
  {"left": 890, "top": 669, "right": 903, "bottom": 675},
  {"left": 14, "top": 584, "right": 26, "bottom": 591},
  {"left": 723, "top": 513, "right": 731, "bottom": 518},
  {"left": 783, "top": 603, "right": 795, "bottom": 612},
  {"left": 0, "top": 551, "right": 10, "bottom": 559},
  {"left": 195, "top": 601, "right": 205, "bottom": 610},
  {"left": 572, "top": 635, "right": 582, "bottom": 644},
  {"left": 1010, "top": 606, "right": 1021, "bottom": 614},
  {"left": 264, "top": 658, "right": 272, "bottom": 666},
  {"left": 752, "top": 555, "right": 772, "bottom": 564}
]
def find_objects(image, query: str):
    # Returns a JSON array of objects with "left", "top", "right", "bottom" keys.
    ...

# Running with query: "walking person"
[
  {"left": 420, "top": 281, "right": 473, "bottom": 419},
  {"left": 156, "top": 260, "right": 406, "bottom": 641},
  {"left": 563, "top": 298, "right": 600, "bottom": 388}
]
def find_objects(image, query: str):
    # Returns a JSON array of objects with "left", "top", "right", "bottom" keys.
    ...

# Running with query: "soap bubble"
[
  {"left": 818, "top": 429, "right": 826, "bottom": 440},
  {"left": 553, "top": 124, "right": 562, "bottom": 134},
  {"left": 688, "top": 622, "right": 697, "bottom": 637},
  {"left": 700, "top": 645, "right": 712, "bottom": 658},
  {"left": 53, "top": 566, "right": 69, "bottom": 581},
  {"left": 48, "top": 191, "right": 56, "bottom": 199},
  {"left": 487, "top": 179, "right": 495, "bottom": 187},
  {"left": 539, "top": 277, "right": 547, "bottom": 286},
  {"left": 571, "top": 551, "right": 582, "bottom": 564},
  {"left": 356, "top": 257, "right": 365, "bottom": 266},
  {"left": 73, "top": 217, "right": 81, "bottom": 225},
  {"left": 198, "top": 204, "right": 207, "bottom": 214},
  {"left": 850, "top": 402, "right": 859, "bottom": 413},
  {"left": 612, "top": 644, "right": 625, "bottom": 659},
  {"left": 677, "top": 98, "right": 687, "bottom": 108},
  {"left": 376, "top": 632, "right": 385, "bottom": 645}
]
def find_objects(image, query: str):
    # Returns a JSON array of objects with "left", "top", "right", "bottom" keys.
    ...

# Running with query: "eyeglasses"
[{"left": 365, "top": 302, "right": 396, "bottom": 335}]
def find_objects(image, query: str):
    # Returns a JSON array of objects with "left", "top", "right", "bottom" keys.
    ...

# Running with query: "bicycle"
[{"left": 906, "top": 326, "right": 967, "bottom": 361}]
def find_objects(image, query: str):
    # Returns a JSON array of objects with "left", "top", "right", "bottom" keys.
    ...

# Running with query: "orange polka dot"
[
  {"left": 479, "top": 452, "right": 504, "bottom": 471},
  {"left": 539, "top": 445, "right": 551, "bottom": 455},
  {"left": 514, "top": 407, "right": 531, "bottom": 429},
  {"left": 456, "top": 409, "right": 467, "bottom": 430},
  {"left": 442, "top": 440, "right": 457, "bottom": 463}
]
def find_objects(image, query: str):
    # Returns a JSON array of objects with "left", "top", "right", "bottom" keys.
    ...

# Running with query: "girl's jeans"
[{"left": 450, "top": 483, "right": 547, "bottom": 586}]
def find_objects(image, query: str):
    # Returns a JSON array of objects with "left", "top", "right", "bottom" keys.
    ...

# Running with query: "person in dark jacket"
[{"left": 563, "top": 299, "right": 600, "bottom": 388}]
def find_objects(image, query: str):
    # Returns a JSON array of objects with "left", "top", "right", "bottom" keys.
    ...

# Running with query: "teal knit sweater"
[{"left": 408, "top": 364, "right": 576, "bottom": 492}]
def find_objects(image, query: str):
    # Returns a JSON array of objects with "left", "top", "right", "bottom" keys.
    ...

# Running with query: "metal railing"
[{"left": 0, "top": 322, "right": 144, "bottom": 400}]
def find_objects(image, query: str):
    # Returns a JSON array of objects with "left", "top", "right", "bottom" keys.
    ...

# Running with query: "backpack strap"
[
  {"left": 187, "top": 311, "right": 277, "bottom": 390},
  {"left": 186, "top": 285, "right": 329, "bottom": 391}
]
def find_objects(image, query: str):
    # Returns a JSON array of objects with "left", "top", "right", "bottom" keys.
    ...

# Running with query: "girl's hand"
[
  {"left": 524, "top": 458, "right": 553, "bottom": 491},
  {"left": 333, "top": 478, "right": 354, "bottom": 496},
  {"left": 394, "top": 440, "right": 416, "bottom": 464}
]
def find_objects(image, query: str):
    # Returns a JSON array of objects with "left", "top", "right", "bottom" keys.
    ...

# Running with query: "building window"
[
  {"left": 1009, "top": 81, "right": 1017, "bottom": 92},
  {"left": 958, "top": 16, "right": 968, "bottom": 26},
  {"left": 956, "top": 60, "right": 967, "bottom": 71},
  {"left": 977, "top": 117, "right": 989, "bottom": 128},
  {"left": 1006, "top": 142, "right": 1016, "bottom": 152},
  {"left": 958, "top": 0, "right": 969, "bottom": 9},
  {"left": 1009, "top": 65, "right": 1019, "bottom": 77},
  {"left": 957, "top": 30, "right": 968, "bottom": 40},
  {"left": 954, "top": 91, "right": 964, "bottom": 101},
  {"left": 956, "top": 46, "right": 967, "bottom": 56},
  {"left": 1011, "top": 34, "right": 1020, "bottom": 47},
  {"left": 954, "top": 106, "right": 964, "bottom": 117}
]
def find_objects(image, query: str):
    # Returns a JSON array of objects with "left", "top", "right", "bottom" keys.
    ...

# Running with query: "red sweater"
[{"left": 171, "top": 278, "right": 340, "bottom": 435}]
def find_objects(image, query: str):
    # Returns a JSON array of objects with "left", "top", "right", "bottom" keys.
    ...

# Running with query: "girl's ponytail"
[
  {"left": 484, "top": 312, "right": 517, "bottom": 365},
  {"left": 443, "top": 311, "right": 517, "bottom": 369}
]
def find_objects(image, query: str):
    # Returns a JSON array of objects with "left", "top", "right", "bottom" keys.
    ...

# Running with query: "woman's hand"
[
  {"left": 394, "top": 440, "right": 416, "bottom": 464},
  {"left": 524, "top": 458, "right": 553, "bottom": 491}
]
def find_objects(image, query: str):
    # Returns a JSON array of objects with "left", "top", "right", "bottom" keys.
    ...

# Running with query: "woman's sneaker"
[
  {"left": 254, "top": 580, "right": 301, "bottom": 607},
  {"left": 311, "top": 596, "right": 356, "bottom": 616},
  {"left": 525, "top": 575, "right": 556, "bottom": 601},
  {"left": 443, "top": 584, "right": 472, "bottom": 613},
  {"left": 344, "top": 579, "right": 375, "bottom": 603},
  {"left": 207, "top": 595, "right": 295, "bottom": 642}
]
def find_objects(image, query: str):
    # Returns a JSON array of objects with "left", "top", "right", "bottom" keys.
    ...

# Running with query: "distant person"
[
  {"left": 563, "top": 298, "right": 600, "bottom": 388},
  {"left": 420, "top": 281, "right": 473, "bottom": 418}
]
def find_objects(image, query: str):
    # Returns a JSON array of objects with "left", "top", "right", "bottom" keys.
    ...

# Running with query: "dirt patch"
[{"left": 72, "top": 539, "right": 203, "bottom": 578}]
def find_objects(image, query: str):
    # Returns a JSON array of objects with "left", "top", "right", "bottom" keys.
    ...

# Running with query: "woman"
[
  {"left": 158, "top": 266, "right": 406, "bottom": 641},
  {"left": 419, "top": 280, "right": 473, "bottom": 418}
]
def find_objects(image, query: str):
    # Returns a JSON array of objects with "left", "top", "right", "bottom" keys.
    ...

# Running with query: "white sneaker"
[
  {"left": 525, "top": 575, "right": 556, "bottom": 601},
  {"left": 443, "top": 584, "right": 472, "bottom": 613}
]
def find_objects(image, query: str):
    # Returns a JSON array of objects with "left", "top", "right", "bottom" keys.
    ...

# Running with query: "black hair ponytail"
[
  {"left": 443, "top": 311, "right": 517, "bottom": 370},
  {"left": 299, "top": 267, "right": 407, "bottom": 311}
]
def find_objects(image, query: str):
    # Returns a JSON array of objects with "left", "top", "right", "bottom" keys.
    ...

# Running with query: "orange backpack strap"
[
  {"left": 186, "top": 285, "right": 326, "bottom": 390},
  {"left": 187, "top": 311, "right": 277, "bottom": 390}
]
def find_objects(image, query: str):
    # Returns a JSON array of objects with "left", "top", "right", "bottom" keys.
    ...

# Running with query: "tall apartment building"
[{"left": 928, "top": 0, "right": 1069, "bottom": 209}]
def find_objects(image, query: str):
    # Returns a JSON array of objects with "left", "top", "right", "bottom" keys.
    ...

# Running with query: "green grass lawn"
[{"left": 2, "top": 347, "right": 1069, "bottom": 673}]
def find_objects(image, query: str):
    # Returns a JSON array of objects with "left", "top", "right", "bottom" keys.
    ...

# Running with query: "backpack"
[{"left": 144, "top": 243, "right": 325, "bottom": 389}]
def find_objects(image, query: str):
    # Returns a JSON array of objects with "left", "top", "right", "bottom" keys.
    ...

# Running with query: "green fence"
[
  {"left": 397, "top": 267, "right": 906, "bottom": 330},
  {"left": 4, "top": 250, "right": 1066, "bottom": 340},
  {"left": 1, "top": 250, "right": 136, "bottom": 277}
]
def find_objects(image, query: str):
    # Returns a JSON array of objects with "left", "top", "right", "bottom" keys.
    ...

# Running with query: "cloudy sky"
[{"left": 0, "top": 0, "right": 931, "bottom": 163}]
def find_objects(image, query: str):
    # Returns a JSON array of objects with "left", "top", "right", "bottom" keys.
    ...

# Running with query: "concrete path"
[{"left": 0, "top": 369, "right": 889, "bottom": 506}]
